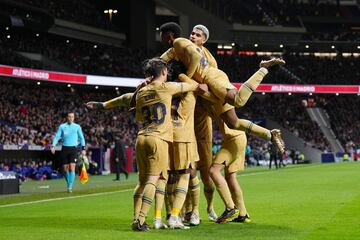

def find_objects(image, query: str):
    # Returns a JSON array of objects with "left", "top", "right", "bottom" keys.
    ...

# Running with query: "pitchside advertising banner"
[{"left": 0, "top": 64, "right": 359, "bottom": 94}]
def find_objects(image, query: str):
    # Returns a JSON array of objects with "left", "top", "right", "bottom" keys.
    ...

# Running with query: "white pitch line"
[
  {"left": 0, "top": 164, "right": 321, "bottom": 209},
  {"left": 0, "top": 188, "right": 133, "bottom": 209}
]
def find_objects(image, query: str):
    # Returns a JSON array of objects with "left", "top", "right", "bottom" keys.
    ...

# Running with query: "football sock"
[
  {"left": 138, "top": 181, "right": 157, "bottom": 225},
  {"left": 189, "top": 176, "right": 200, "bottom": 215},
  {"left": 234, "top": 119, "right": 271, "bottom": 141},
  {"left": 171, "top": 173, "right": 190, "bottom": 217},
  {"left": 133, "top": 183, "right": 144, "bottom": 220},
  {"left": 234, "top": 68, "right": 267, "bottom": 108},
  {"left": 154, "top": 179, "right": 167, "bottom": 218}
]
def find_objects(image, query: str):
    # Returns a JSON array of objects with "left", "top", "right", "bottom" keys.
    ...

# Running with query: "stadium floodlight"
[
  {"left": 66, "top": 40, "right": 70, "bottom": 43},
  {"left": 357, "top": 46, "right": 360, "bottom": 49},
  {"left": 67, "top": 84, "right": 71, "bottom": 88},
  {"left": 6, "top": 35, "right": 10, "bottom": 39},
  {"left": 104, "top": 9, "right": 117, "bottom": 22},
  {"left": 280, "top": 44, "right": 284, "bottom": 48},
  {"left": 36, "top": 33, "right": 39, "bottom": 37},
  {"left": 331, "top": 45, "right": 335, "bottom": 49},
  {"left": 37, "top": 82, "right": 41, "bottom": 85},
  {"left": 288, "top": 92, "right": 292, "bottom": 95},
  {"left": 95, "top": 86, "right": 99, "bottom": 89},
  {"left": 254, "top": 43, "right": 258, "bottom": 47},
  {"left": 93, "top": 45, "right": 97, "bottom": 49},
  {"left": 231, "top": 42, "right": 235, "bottom": 46},
  {"left": 262, "top": 92, "right": 266, "bottom": 95},
  {"left": 309, "top": 93, "right": 313, "bottom": 96},
  {"left": 335, "top": 93, "right": 339, "bottom": 96},
  {"left": 115, "top": 87, "right": 119, "bottom": 90},
  {"left": 156, "top": 27, "right": 159, "bottom": 31},
  {"left": 5, "top": 27, "right": 9, "bottom": 30},
  {"left": 305, "top": 45, "right": 309, "bottom": 49}
]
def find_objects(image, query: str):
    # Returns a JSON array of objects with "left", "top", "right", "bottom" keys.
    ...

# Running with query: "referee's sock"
[
  {"left": 68, "top": 171, "right": 75, "bottom": 189},
  {"left": 65, "top": 171, "right": 70, "bottom": 188}
]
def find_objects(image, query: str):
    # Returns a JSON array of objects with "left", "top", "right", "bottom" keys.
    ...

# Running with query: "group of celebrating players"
[{"left": 86, "top": 22, "right": 285, "bottom": 231}]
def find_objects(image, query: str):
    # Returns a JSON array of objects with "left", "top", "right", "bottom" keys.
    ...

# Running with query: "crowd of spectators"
[
  {"left": 216, "top": 53, "right": 360, "bottom": 85},
  {"left": 0, "top": 79, "right": 138, "bottom": 148},
  {"left": 2, "top": 26, "right": 360, "bottom": 85},
  {"left": 320, "top": 95, "right": 360, "bottom": 148},
  {"left": 0, "top": 160, "right": 59, "bottom": 181},
  {"left": 303, "top": 30, "right": 360, "bottom": 42},
  {"left": 15, "top": 0, "right": 114, "bottom": 30},
  {"left": 239, "top": 95, "right": 331, "bottom": 151},
  {"left": 191, "top": 0, "right": 359, "bottom": 26},
  {"left": 2, "top": 30, "right": 150, "bottom": 77}
]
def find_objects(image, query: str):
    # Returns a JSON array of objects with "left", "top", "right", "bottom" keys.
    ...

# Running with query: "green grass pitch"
[{"left": 1, "top": 162, "right": 360, "bottom": 240}]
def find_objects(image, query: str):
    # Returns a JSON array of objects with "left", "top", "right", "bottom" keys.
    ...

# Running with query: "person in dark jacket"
[{"left": 113, "top": 134, "right": 128, "bottom": 181}]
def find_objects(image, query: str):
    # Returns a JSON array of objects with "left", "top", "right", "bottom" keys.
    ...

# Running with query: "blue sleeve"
[
  {"left": 77, "top": 125, "right": 86, "bottom": 147},
  {"left": 52, "top": 125, "right": 62, "bottom": 147}
]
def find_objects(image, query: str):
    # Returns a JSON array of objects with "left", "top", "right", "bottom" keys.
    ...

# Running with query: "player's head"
[
  {"left": 159, "top": 22, "right": 182, "bottom": 47},
  {"left": 142, "top": 57, "right": 168, "bottom": 81},
  {"left": 66, "top": 112, "right": 75, "bottom": 124},
  {"left": 167, "top": 60, "right": 186, "bottom": 82},
  {"left": 190, "top": 24, "right": 209, "bottom": 46}
]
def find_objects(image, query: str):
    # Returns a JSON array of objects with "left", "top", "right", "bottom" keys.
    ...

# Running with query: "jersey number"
[{"left": 141, "top": 102, "right": 166, "bottom": 125}]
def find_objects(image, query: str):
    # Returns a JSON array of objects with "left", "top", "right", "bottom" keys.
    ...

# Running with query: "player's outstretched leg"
[{"left": 230, "top": 58, "right": 285, "bottom": 108}]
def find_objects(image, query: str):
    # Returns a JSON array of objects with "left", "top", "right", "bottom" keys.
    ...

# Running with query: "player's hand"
[
  {"left": 85, "top": 101, "right": 103, "bottom": 110},
  {"left": 197, "top": 84, "right": 209, "bottom": 94},
  {"left": 51, "top": 147, "right": 56, "bottom": 155}
]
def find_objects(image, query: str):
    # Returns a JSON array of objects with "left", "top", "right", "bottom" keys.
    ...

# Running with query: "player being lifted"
[
  {"left": 189, "top": 24, "right": 251, "bottom": 223},
  {"left": 159, "top": 22, "right": 285, "bottom": 155}
]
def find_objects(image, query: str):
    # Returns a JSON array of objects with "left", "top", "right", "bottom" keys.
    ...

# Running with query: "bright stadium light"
[
  {"left": 93, "top": 45, "right": 97, "bottom": 48},
  {"left": 309, "top": 93, "right": 313, "bottom": 96},
  {"left": 6, "top": 35, "right": 10, "bottom": 39},
  {"left": 5, "top": 27, "right": 9, "bottom": 30},
  {"left": 335, "top": 93, "right": 339, "bottom": 96},
  {"left": 357, "top": 46, "right": 360, "bottom": 49},
  {"left": 305, "top": 45, "right": 309, "bottom": 49},
  {"left": 280, "top": 44, "right": 284, "bottom": 48},
  {"left": 231, "top": 42, "right": 235, "bottom": 46},
  {"left": 36, "top": 33, "right": 39, "bottom": 37},
  {"left": 254, "top": 43, "right": 258, "bottom": 47},
  {"left": 95, "top": 86, "right": 99, "bottom": 89},
  {"left": 288, "top": 92, "right": 292, "bottom": 95},
  {"left": 37, "top": 82, "right": 41, "bottom": 85},
  {"left": 67, "top": 84, "right": 71, "bottom": 88},
  {"left": 66, "top": 40, "right": 70, "bottom": 43},
  {"left": 331, "top": 45, "right": 335, "bottom": 49},
  {"left": 104, "top": 9, "right": 118, "bottom": 22},
  {"left": 115, "top": 87, "right": 119, "bottom": 90},
  {"left": 156, "top": 27, "right": 159, "bottom": 31},
  {"left": 262, "top": 92, "right": 266, "bottom": 95}
]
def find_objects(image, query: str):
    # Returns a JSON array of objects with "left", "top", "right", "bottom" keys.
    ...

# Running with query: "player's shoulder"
[{"left": 174, "top": 37, "right": 193, "bottom": 46}]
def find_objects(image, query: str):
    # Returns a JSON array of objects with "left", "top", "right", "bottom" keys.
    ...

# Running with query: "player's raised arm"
[{"left": 85, "top": 93, "right": 134, "bottom": 110}]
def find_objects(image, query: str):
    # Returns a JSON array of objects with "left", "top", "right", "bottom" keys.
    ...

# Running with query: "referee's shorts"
[{"left": 60, "top": 146, "right": 78, "bottom": 165}]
